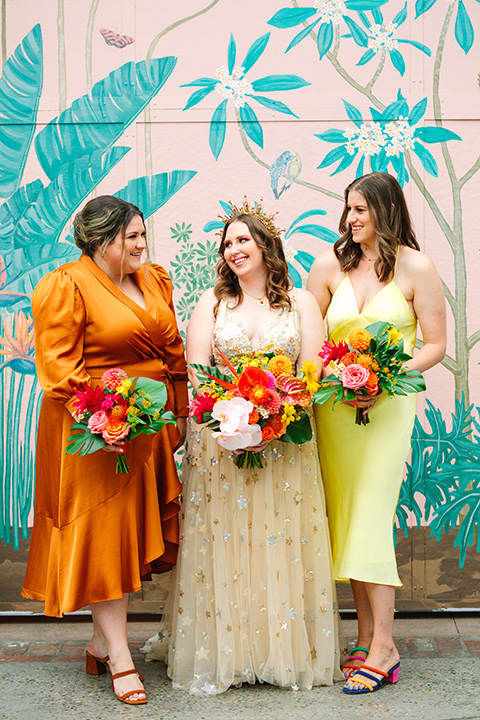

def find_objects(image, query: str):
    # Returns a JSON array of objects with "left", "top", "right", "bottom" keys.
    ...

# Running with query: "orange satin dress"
[{"left": 21, "top": 255, "right": 188, "bottom": 617}]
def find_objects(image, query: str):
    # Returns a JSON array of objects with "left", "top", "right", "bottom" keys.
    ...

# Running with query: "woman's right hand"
[
  {"left": 102, "top": 441, "right": 126, "bottom": 454},
  {"left": 341, "top": 388, "right": 384, "bottom": 412}
]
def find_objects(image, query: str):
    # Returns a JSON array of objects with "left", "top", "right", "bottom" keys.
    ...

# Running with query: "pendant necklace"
[
  {"left": 241, "top": 286, "right": 267, "bottom": 306},
  {"left": 362, "top": 253, "right": 378, "bottom": 271}
]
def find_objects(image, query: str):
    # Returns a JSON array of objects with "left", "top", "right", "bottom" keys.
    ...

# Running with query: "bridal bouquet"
[
  {"left": 189, "top": 349, "right": 317, "bottom": 469},
  {"left": 66, "top": 368, "right": 176, "bottom": 472},
  {"left": 313, "top": 321, "right": 425, "bottom": 426}
]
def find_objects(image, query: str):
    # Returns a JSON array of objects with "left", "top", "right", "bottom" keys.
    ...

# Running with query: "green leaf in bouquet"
[
  {"left": 313, "top": 375, "right": 342, "bottom": 404},
  {"left": 279, "top": 412, "right": 312, "bottom": 443},
  {"left": 65, "top": 430, "right": 106, "bottom": 455},
  {"left": 189, "top": 362, "right": 233, "bottom": 385},
  {"left": 131, "top": 377, "right": 168, "bottom": 407},
  {"left": 395, "top": 371, "right": 426, "bottom": 393}
]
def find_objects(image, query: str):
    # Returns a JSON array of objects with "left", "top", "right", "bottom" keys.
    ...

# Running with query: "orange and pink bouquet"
[
  {"left": 66, "top": 368, "right": 176, "bottom": 473},
  {"left": 189, "top": 349, "right": 318, "bottom": 469},
  {"left": 314, "top": 321, "right": 425, "bottom": 425}
]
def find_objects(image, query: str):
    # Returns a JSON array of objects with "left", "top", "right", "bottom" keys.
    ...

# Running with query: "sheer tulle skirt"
[{"left": 143, "top": 419, "right": 345, "bottom": 695}]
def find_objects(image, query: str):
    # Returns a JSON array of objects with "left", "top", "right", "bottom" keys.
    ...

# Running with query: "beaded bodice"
[{"left": 212, "top": 297, "right": 301, "bottom": 373}]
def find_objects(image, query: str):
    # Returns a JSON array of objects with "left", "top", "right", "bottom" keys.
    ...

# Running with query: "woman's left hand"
[{"left": 174, "top": 417, "right": 187, "bottom": 451}]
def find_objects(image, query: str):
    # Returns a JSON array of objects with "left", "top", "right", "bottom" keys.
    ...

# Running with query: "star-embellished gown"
[
  {"left": 314, "top": 276, "right": 418, "bottom": 587},
  {"left": 144, "top": 297, "right": 345, "bottom": 694},
  {"left": 21, "top": 255, "right": 188, "bottom": 617}
]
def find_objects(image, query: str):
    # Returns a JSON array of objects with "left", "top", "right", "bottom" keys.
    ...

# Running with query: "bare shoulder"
[
  {"left": 309, "top": 248, "right": 339, "bottom": 274},
  {"left": 290, "top": 286, "right": 321, "bottom": 313},
  {"left": 398, "top": 246, "right": 439, "bottom": 278}
]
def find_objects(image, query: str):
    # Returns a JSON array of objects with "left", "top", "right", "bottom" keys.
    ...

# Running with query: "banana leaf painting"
[{"left": 0, "top": 25, "right": 196, "bottom": 550}]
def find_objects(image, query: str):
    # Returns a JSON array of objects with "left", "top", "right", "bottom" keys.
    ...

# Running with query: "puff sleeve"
[
  {"left": 32, "top": 269, "right": 89, "bottom": 415},
  {"left": 148, "top": 264, "right": 189, "bottom": 417}
]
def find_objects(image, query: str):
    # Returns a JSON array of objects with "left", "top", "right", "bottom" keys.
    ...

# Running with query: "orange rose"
[
  {"left": 340, "top": 351, "right": 358, "bottom": 366},
  {"left": 348, "top": 328, "right": 372, "bottom": 352},
  {"left": 102, "top": 420, "right": 130, "bottom": 444},
  {"left": 262, "top": 426, "right": 275, "bottom": 441},
  {"left": 249, "top": 409, "right": 259, "bottom": 424}
]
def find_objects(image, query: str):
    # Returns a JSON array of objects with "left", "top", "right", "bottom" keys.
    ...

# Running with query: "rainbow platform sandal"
[
  {"left": 342, "top": 662, "right": 400, "bottom": 694},
  {"left": 341, "top": 646, "right": 369, "bottom": 677}
]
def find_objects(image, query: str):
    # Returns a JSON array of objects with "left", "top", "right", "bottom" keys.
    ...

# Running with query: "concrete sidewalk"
[{"left": 1, "top": 615, "right": 480, "bottom": 720}]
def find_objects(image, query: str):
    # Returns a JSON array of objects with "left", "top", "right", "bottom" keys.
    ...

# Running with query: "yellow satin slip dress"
[{"left": 314, "top": 269, "right": 417, "bottom": 587}]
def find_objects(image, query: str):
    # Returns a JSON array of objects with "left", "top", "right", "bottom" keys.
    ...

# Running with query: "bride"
[{"left": 143, "top": 199, "right": 345, "bottom": 694}]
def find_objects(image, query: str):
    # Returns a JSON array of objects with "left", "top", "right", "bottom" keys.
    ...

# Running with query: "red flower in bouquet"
[
  {"left": 189, "top": 392, "right": 216, "bottom": 423},
  {"left": 73, "top": 384, "right": 106, "bottom": 416},
  {"left": 238, "top": 366, "right": 269, "bottom": 398},
  {"left": 105, "top": 396, "right": 128, "bottom": 421},
  {"left": 319, "top": 340, "right": 349, "bottom": 365}
]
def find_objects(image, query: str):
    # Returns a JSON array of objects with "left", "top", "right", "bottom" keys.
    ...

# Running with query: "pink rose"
[
  {"left": 87, "top": 410, "right": 109, "bottom": 434},
  {"left": 340, "top": 363, "right": 370, "bottom": 390}
]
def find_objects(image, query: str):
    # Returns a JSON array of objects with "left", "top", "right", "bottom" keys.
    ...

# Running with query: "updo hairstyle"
[{"left": 73, "top": 196, "right": 145, "bottom": 259}]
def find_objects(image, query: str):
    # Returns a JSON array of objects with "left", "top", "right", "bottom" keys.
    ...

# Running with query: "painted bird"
[{"left": 270, "top": 151, "right": 302, "bottom": 199}]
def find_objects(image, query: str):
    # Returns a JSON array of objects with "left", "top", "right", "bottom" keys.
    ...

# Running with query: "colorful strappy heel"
[
  {"left": 342, "top": 662, "right": 400, "bottom": 694},
  {"left": 341, "top": 645, "right": 369, "bottom": 677}
]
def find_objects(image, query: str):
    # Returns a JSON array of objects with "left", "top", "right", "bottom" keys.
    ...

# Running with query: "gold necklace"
[
  {"left": 362, "top": 253, "right": 378, "bottom": 271},
  {"left": 240, "top": 286, "right": 267, "bottom": 306}
]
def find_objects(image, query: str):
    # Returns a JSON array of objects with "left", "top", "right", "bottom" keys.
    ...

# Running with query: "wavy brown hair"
[
  {"left": 214, "top": 213, "right": 292, "bottom": 316},
  {"left": 334, "top": 172, "right": 420, "bottom": 282}
]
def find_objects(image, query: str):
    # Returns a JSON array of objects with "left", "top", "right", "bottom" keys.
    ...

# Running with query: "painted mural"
[{"left": 0, "top": 0, "right": 479, "bottom": 609}]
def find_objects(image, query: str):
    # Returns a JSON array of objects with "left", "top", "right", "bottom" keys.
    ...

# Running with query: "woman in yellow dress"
[
  {"left": 22, "top": 196, "right": 188, "bottom": 705},
  {"left": 307, "top": 172, "right": 446, "bottom": 694}
]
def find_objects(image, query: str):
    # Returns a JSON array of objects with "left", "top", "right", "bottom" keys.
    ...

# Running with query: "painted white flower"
[
  {"left": 211, "top": 397, "right": 262, "bottom": 450},
  {"left": 314, "top": 0, "right": 346, "bottom": 25},
  {"left": 215, "top": 66, "right": 254, "bottom": 108},
  {"left": 342, "top": 116, "right": 416, "bottom": 159},
  {"left": 368, "top": 22, "right": 398, "bottom": 53}
]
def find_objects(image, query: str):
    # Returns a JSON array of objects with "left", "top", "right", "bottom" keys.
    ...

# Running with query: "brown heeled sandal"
[
  {"left": 111, "top": 668, "right": 147, "bottom": 705},
  {"left": 85, "top": 650, "right": 110, "bottom": 675}
]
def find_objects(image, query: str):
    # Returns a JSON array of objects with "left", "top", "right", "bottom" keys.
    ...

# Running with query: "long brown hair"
[
  {"left": 214, "top": 213, "right": 292, "bottom": 316},
  {"left": 334, "top": 172, "right": 420, "bottom": 282}
]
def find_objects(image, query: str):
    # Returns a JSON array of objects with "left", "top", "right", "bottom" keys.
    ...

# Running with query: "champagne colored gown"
[
  {"left": 21, "top": 255, "right": 188, "bottom": 616},
  {"left": 314, "top": 275, "right": 417, "bottom": 587},
  {"left": 145, "top": 297, "right": 345, "bottom": 695}
]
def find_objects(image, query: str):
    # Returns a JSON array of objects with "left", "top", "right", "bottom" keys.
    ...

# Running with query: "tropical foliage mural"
[{"left": 0, "top": 0, "right": 479, "bottom": 607}]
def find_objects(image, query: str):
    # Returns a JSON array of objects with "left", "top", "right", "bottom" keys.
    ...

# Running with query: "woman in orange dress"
[{"left": 21, "top": 196, "right": 188, "bottom": 705}]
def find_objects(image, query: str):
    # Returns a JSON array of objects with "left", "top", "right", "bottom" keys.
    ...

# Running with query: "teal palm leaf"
[
  {"left": 114, "top": 171, "right": 197, "bottom": 218},
  {"left": 0, "top": 181, "right": 43, "bottom": 253},
  {"left": 35, "top": 56, "right": 177, "bottom": 180},
  {"left": 0, "top": 24, "right": 43, "bottom": 198},
  {"left": 13, "top": 147, "right": 129, "bottom": 248},
  {"left": 4, "top": 246, "right": 80, "bottom": 312}
]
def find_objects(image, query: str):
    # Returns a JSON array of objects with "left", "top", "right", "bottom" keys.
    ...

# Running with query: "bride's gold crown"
[{"left": 218, "top": 196, "right": 282, "bottom": 240}]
